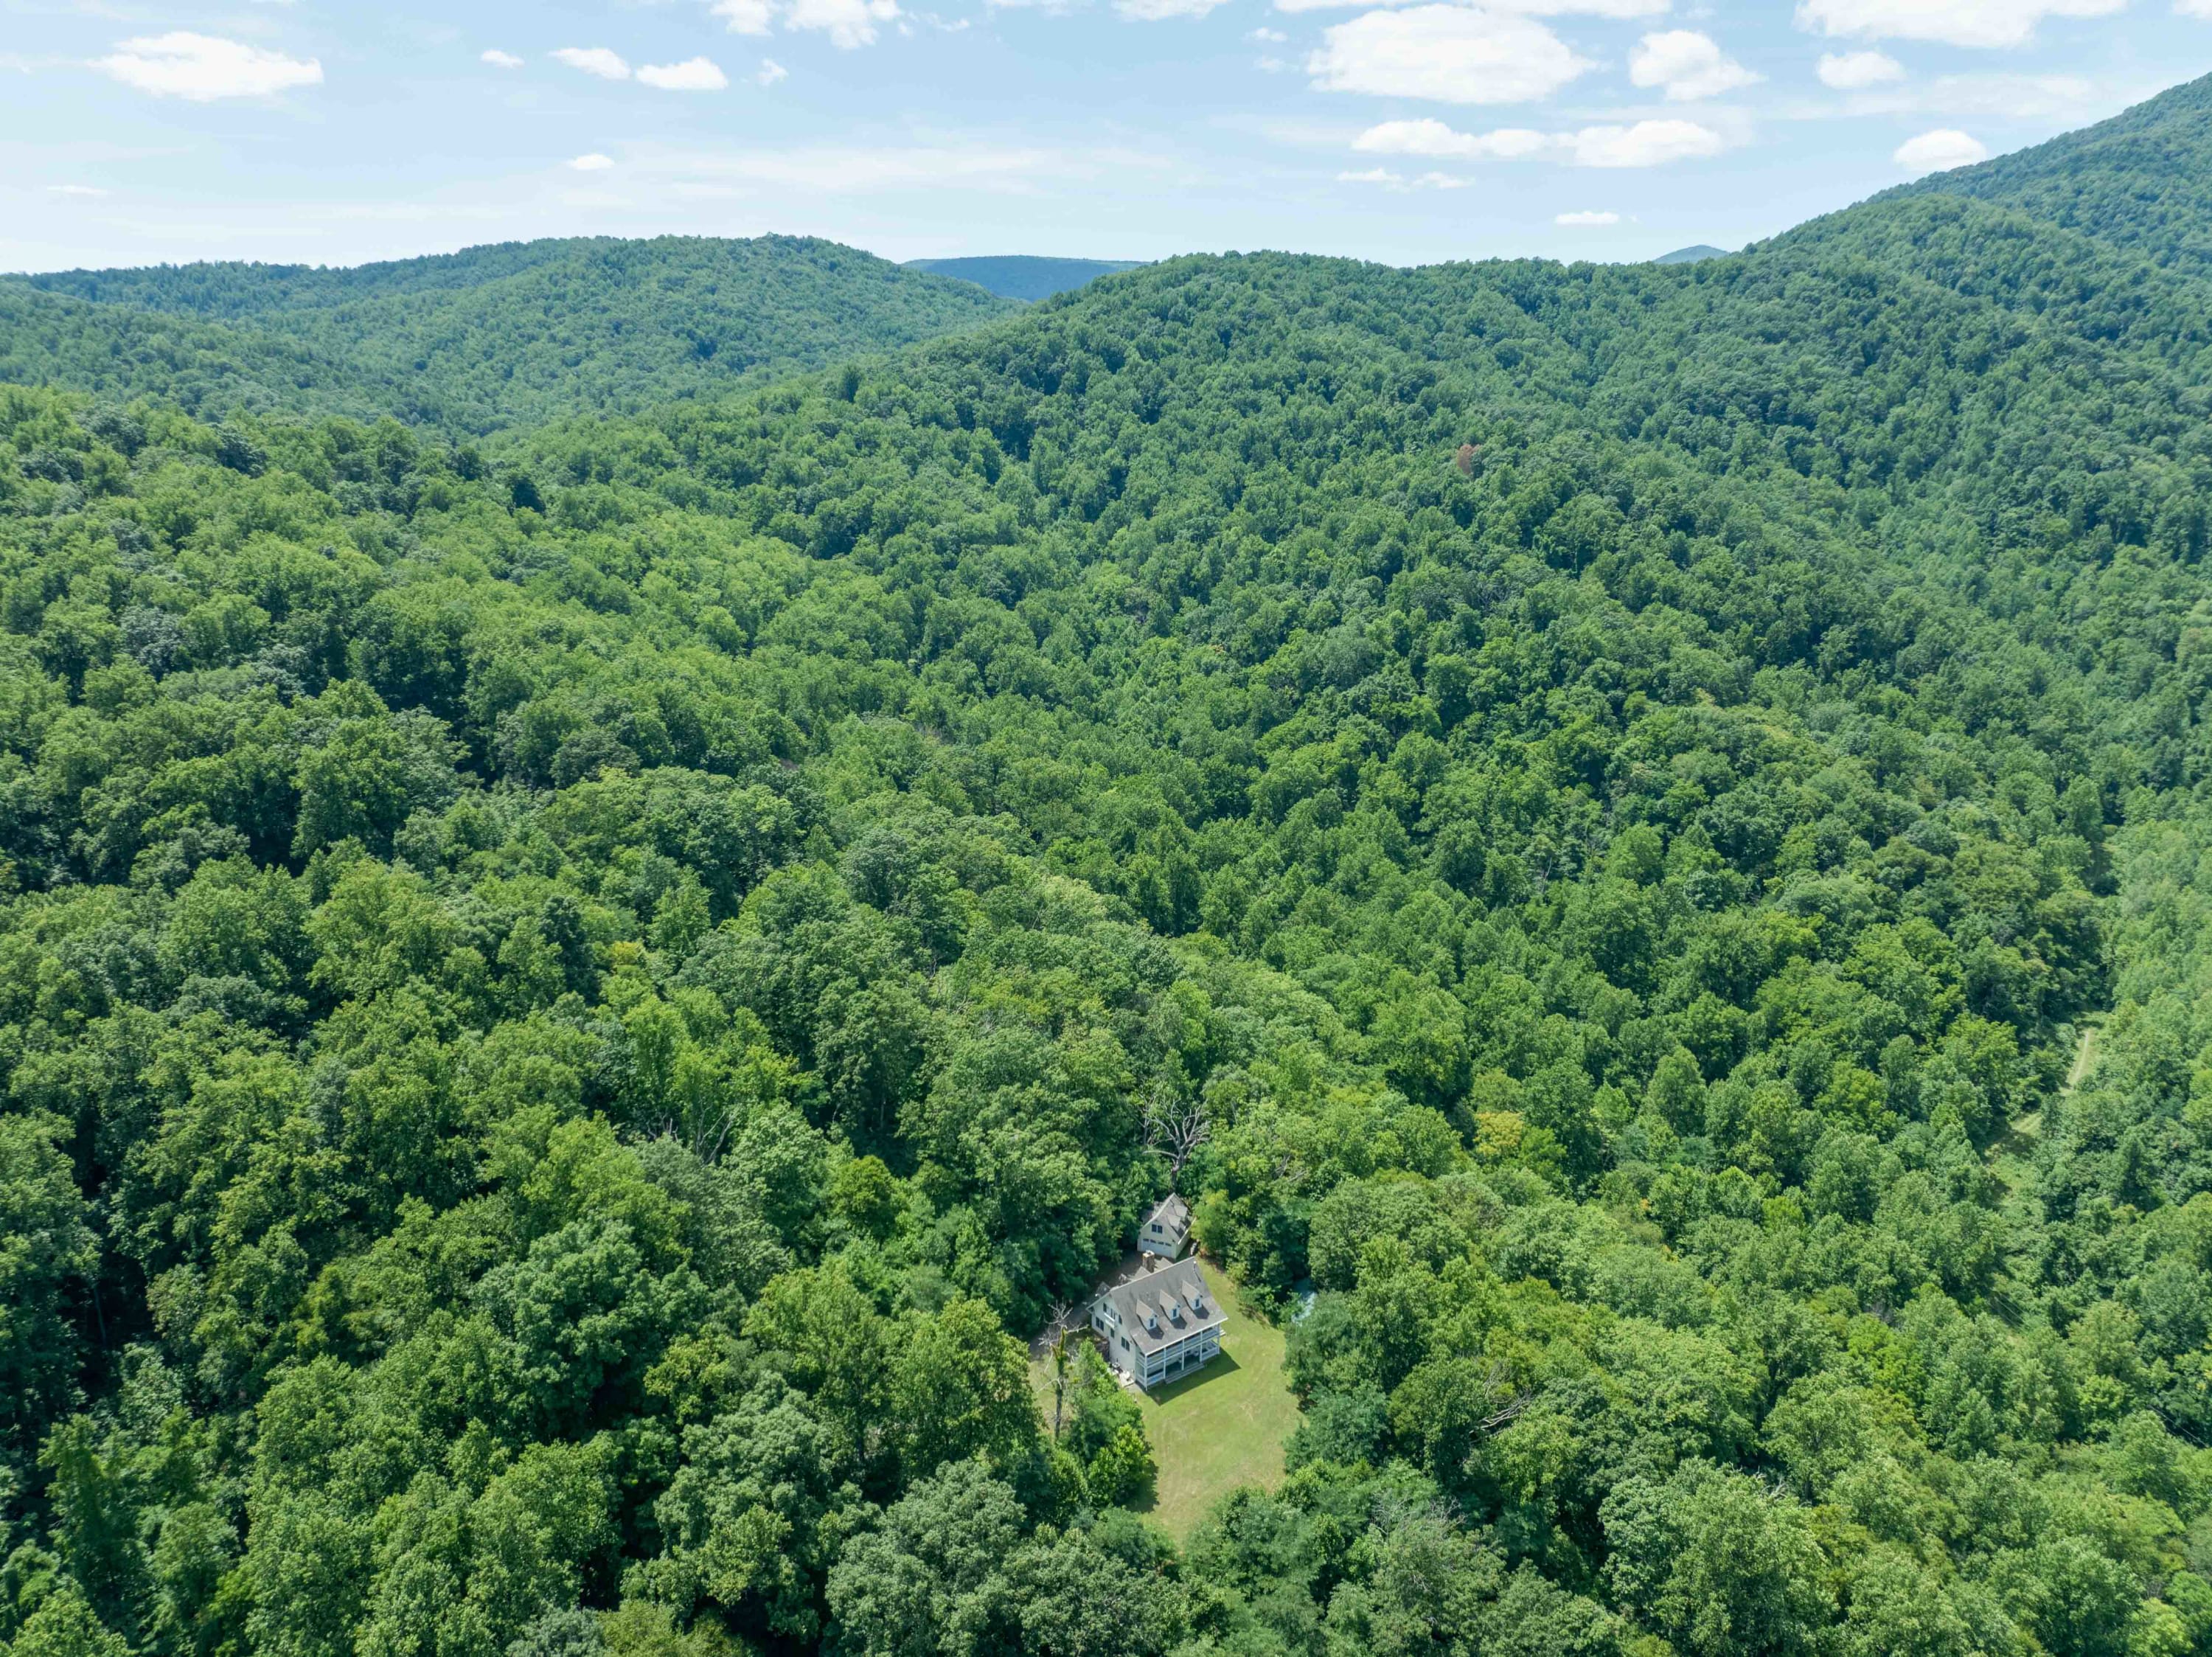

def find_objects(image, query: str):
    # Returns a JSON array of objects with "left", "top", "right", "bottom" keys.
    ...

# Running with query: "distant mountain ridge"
[
  {"left": 901, "top": 256, "right": 1145, "bottom": 302},
  {"left": 24, "top": 67, "right": 2212, "bottom": 447},
  {"left": 4, "top": 236, "right": 1019, "bottom": 433},
  {"left": 22, "top": 239, "right": 602, "bottom": 319}
]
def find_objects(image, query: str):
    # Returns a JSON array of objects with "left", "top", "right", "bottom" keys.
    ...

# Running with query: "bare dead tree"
[
  {"left": 680, "top": 1101, "right": 738, "bottom": 1167},
  {"left": 1044, "top": 1299, "right": 1082, "bottom": 1441},
  {"left": 1143, "top": 1092, "right": 1211, "bottom": 1191},
  {"left": 1481, "top": 1394, "right": 1532, "bottom": 1433},
  {"left": 1046, "top": 1298, "right": 1079, "bottom": 1344},
  {"left": 645, "top": 1106, "right": 737, "bottom": 1170},
  {"left": 1478, "top": 1360, "right": 1528, "bottom": 1433}
]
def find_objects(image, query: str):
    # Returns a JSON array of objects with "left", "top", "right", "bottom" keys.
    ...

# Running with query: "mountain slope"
[
  {"left": 7, "top": 235, "right": 1020, "bottom": 432},
  {"left": 0, "top": 282, "right": 388, "bottom": 423},
  {"left": 1890, "top": 72, "right": 2212, "bottom": 280}
]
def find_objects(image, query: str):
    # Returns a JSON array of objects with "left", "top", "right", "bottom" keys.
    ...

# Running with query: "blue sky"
[{"left": 4, "top": 0, "right": 2209, "bottom": 274}]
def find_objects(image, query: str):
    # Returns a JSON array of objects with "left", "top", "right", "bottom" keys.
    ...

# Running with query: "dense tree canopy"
[
  {"left": 2, "top": 238, "right": 1017, "bottom": 434},
  {"left": 6, "top": 70, "right": 2212, "bottom": 1657},
  {"left": 1890, "top": 72, "right": 2212, "bottom": 282}
]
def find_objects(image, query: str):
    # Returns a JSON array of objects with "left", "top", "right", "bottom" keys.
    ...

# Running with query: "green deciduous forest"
[
  {"left": 7, "top": 69, "right": 2212, "bottom": 1657},
  {"left": 2, "top": 238, "right": 1016, "bottom": 434}
]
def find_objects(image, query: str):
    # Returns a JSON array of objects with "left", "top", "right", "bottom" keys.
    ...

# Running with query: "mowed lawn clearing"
[{"left": 1034, "top": 1258, "right": 1300, "bottom": 1540}]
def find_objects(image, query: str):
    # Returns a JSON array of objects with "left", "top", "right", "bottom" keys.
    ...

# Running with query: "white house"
[
  {"left": 1139, "top": 1193, "right": 1192, "bottom": 1259},
  {"left": 1088, "top": 1256, "right": 1224, "bottom": 1392}
]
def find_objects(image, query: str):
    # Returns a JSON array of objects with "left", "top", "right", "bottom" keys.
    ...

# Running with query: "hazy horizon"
[{"left": 6, "top": 0, "right": 2210, "bottom": 275}]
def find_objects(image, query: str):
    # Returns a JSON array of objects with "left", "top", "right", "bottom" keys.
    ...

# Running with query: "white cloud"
[
  {"left": 1355, "top": 117, "right": 1548, "bottom": 156},
  {"left": 1337, "top": 167, "right": 1469, "bottom": 189},
  {"left": 2184, "top": 0, "right": 2212, "bottom": 16},
  {"left": 639, "top": 57, "right": 729, "bottom": 89},
  {"left": 710, "top": 0, "right": 900, "bottom": 49},
  {"left": 757, "top": 57, "right": 789, "bottom": 83},
  {"left": 786, "top": 0, "right": 901, "bottom": 46},
  {"left": 1121, "top": 0, "right": 1233, "bottom": 18},
  {"left": 1837, "top": 70, "right": 2100, "bottom": 118},
  {"left": 92, "top": 32, "right": 322, "bottom": 100},
  {"left": 1796, "top": 0, "right": 2124, "bottom": 49},
  {"left": 481, "top": 49, "right": 524, "bottom": 69},
  {"left": 46, "top": 184, "right": 109, "bottom": 198},
  {"left": 1352, "top": 114, "right": 1725, "bottom": 166},
  {"left": 1629, "top": 30, "right": 1758, "bottom": 100},
  {"left": 1557, "top": 209, "right": 1619, "bottom": 223},
  {"left": 1251, "top": 26, "right": 1289, "bottom": 38},
  {"left": 1816, "top": 49, "right": 1901, "bottom": 87},
  {"left": 1306, "top": 8, "right": 1590, "bottom": 103},
  {"left": 1565, "top": 118, "right": 1726, "bottom": 165},
  {"left": 1894, "top": 127, "right": 1988, "bottom": 170},
  {"left": 553, "top": 47, "right": 631, "bottom": 79},
  {"left": 568, "top": 153, "right": 616, "bottom": 170},
  {"left": 1283, "top": 0, "right": 1665, "bottom": 13},
  {"left": 714, "top": 0, "right": 777, "bottom": 32}
]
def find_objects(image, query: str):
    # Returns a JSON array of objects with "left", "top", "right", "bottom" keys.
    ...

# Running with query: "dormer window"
[{"left": 1099, "top": 1260, "right": 1222, "bottom": 1392}]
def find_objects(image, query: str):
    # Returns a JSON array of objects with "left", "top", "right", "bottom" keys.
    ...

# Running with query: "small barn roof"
[{"left": 1143, "top": 1193, "right": 1192, "bottom": 1239}]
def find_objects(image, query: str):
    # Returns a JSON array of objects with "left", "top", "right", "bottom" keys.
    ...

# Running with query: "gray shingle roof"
[
  {"left": 1141, "top": 1193, "right": 1191, "bottom": 1246},
  {"left": 1094, "top": 1257, "right": 1222, "bottom": 1358}
]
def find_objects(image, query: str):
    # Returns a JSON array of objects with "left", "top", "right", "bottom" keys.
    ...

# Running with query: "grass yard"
[{"left": 1035, "top": 1258, "right": 1301, "bottom": 1540}]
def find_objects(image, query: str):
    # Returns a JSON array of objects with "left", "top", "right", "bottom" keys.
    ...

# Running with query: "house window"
[{"left": 1119, "top": 1336, "right": 1130, "bottom": 1350}]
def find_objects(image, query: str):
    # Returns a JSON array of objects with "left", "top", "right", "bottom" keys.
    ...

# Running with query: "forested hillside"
[
  {"left": 1891, "top": 72, "right": 2212, "bottom": 281},
  {"left": 7, "top": 72, "right": 2212, "bottom": 1657},
  {"left": 3, "top": 238, "right": 1017, "bottom": 434},
  {"left": 0, "top": 286, "right": 392, "bottom": 431}
]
